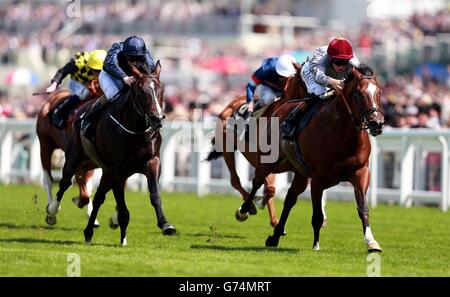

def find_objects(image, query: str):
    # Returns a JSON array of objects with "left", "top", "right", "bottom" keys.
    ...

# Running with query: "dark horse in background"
[
  {"left": 237, "top": 63, "right": 384, "bottom": 252},
  {"left": 36, "top": 81, "right": 102, "bottom": 226},
  {"left": 46, "top": 61, "right": 176, "bottom": 245}
]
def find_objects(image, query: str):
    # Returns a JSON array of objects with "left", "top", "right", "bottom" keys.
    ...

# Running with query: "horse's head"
[
  {"left": 129, "top": 60, "right": 165, "bottom": 131},
  {"left": 344, "top": 65, "right": 384, "bottom": 136}
]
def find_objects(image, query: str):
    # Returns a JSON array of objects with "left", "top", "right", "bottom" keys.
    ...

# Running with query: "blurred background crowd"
[{"left": 1, "top": 0, "right": 450, "bottom": 129}]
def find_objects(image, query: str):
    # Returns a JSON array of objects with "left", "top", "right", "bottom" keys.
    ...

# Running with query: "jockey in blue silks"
[
  {"left": 78, "top": 35, "right": 156, "bottom": 123},
  {"left": 245, "top": 54, "right": 297, "bottom": 113}
]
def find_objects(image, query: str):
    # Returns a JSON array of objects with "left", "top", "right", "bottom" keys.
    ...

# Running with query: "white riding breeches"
[
  {"left": 301, "top": 62, "right": 327, "bottom": 96},
  {"left": 68, "top": 79, "right": 90, "bottom": 100},
  {"left": 255, "top": 84, "right": 282, "bottom": 107},
  {"left": 99, "top": 70, "right": 124, "bottom": 101}
]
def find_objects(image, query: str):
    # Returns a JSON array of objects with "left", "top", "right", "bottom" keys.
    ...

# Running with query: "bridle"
[
  {"left": 108, "top": 74, "right": 165, "bottom": 135},
  {"left": 339, "top": 75, "right": 385, "bottom": 131}
]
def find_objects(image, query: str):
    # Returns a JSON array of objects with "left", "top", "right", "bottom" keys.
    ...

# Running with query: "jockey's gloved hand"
[
  {"left": 46, "top": 82, "right": 58, "bottom": 93},
  {"left": 329, "top": 78, "right": 344, "bottom": 94},
  {"left": 123, "top": 76, "right": 136, "bottom": 86}
]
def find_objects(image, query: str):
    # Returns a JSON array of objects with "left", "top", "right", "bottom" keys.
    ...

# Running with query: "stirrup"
[{"left": 281, "top": 120, "right": 296, "bottom": 140}]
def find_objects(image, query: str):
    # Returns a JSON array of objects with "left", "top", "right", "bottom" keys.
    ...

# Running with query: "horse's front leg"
[
  {"left": 145, "top": 156, "right": 176, "bottom": 236},
  {"left": 350, "top": 166, "right": 382, "bottom": 252},
  {"left": 266, "top": 173, "right": 308, "bottom": 247},
  {"left": 236, "top": 172, "right": 265, "bottom": 222}
]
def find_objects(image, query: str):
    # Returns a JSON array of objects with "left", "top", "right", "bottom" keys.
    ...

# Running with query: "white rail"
[{"left": 0, "top": 119, "right": 449, "bottom": 212}]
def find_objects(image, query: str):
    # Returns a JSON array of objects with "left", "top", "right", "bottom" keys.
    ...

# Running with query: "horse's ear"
[
  {"left": 129, "top": 62, "right": 142, "bottom": 78},
  {"left": 154, "top": 60, "right": 162, "bottom": 78},
  {"left": 293, "top": 61, "right": 301, "bottom": 71}
]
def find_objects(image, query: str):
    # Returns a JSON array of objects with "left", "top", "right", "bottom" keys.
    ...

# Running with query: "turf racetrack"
[{"left": 0, "top": 184, "right": 449, "bottom": 276}]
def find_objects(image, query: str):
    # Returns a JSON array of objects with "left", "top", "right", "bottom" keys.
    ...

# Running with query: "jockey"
[
  {"left": 46, "top": 49, "right": 107, "bottom": 129},
  {"left": 246, "top": 54, "right": 297, "bottom": 114},
  {"left": 281, "top": 37, "right": 360, "bottom": 139},
  {"left": 78, "top": 35, "right": 156, "bottom": 123}
]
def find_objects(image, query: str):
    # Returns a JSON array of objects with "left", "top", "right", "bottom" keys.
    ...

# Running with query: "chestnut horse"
[
  {"left": 36, "top": 84, "right": 100, "bottom": 226},
  {"left": 47, "top": 61, "right": 176, "bottom": 245},
  {"left": 206, "top": 68, "right": 328, "bottom": 229},
  {"left": 238, "top": 64, "right": 384, "bottom": 252},
  {"left": 206, "top": 99, "right": 279, "bottom": 228}
]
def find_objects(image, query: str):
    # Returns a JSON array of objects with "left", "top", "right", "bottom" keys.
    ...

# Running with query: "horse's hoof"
[
  {"left": 313, "top": 243, "right": 320, "bottom": 251},
  {"left": 84, "top": 229, "right": 93, "bottom": 244},
  {"left": 72, "top": 197, "right": 89, "bottom": 209},
  {"left": 321, "top": 218, "right": 328, "bottom": 228},
  {"left": 235, "top": 208, "right": 249, "bottom": 222},
  {"left": 161, "top": 223, "right": 177, "bottom": 236},
  {"left": 45, "top": 215, "right": 56, "bottom": 225},
  {"left": 109, "top": 215, "right": 119, "bottom": 229},
  {"left": 368, "top": 241, "right": 382, "bottom": 253},
  {"left": 248, "top": 201, "right": 257, "bottom": 215},
  {"left": 93, "top": 219, "right": 100, "bottom": 228},
  {"left": 121, "top": 237, "right": 127, "bottom": 246},
  {"left": 265, "top": 235, "right": 279, "bottom": 247},
  {"left": 281, "top": 229, "right": 286, "bottom": 236}
]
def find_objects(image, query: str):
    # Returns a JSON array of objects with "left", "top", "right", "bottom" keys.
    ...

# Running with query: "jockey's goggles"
[
  {"left": 126, "top": 54, "right": 145, "bottom": 62},
  {"left": 332, "top": 59, "right": 350, "bottom": 66}
]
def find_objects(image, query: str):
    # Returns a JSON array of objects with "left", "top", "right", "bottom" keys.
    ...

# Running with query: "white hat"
[{"left": 275, "top": 54, "right": 297, "bottom": 77}]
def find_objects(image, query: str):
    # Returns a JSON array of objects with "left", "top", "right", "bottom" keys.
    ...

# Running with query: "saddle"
[
  {"left": 49, "top": 97, "right": 86, "bottom": 130},
  {"left": 228, "top": 99, "right": 276, "bottom": 143}
]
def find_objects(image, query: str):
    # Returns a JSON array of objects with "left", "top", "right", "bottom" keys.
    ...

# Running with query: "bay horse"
[
  {"left": 46, "top": 61, "right": 176, "bottom": 245},
  {"left": 238, "top": 63, "right": 384, "bottom": 252},
  {"left": 36, "top": 82, "right": 101, "bottom": 226}
]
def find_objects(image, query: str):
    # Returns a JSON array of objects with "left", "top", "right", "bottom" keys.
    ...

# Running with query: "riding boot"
[
  {"left": 281, "top": 105, "right": 303, "bottom": 140},
  {"left": 52, "top": 95, "right": 81, "bottom": 129},
  {"left": 75, "top": 95, "right": 110, "bottom": 127}
]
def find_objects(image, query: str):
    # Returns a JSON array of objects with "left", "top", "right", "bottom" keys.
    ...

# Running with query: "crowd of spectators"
[{"left": 1, "top": 1, "right": 450, "bottom": 130}]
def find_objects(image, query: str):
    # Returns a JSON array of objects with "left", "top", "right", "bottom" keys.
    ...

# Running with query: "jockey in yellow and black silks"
[{"left": 45, "top": 49, "right": 107, "bottom": 129}]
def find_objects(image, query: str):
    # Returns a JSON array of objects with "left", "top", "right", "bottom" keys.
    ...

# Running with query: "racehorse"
[
  {"left": 36, "top": 83, "right": 101, "bottom": 226},
  {"left": 206, "top": 67, "right": 328, "bottom": 229},
  {"left": 46, "top": 61, "right": 176, "bottom": 245},
  {"left": 206, "top": 98, "right": 280, "bottom": 228},
  {"left": 237, "top": 63, "right": 384, "bottom": 252}
]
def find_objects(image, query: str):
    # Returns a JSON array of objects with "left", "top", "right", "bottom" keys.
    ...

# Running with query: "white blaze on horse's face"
[
  {"left": 366, "top": 82, "right": 378, "bottom": 109},
  {"left": 150, "top": 81, "right": 163, "bottom": 118}
]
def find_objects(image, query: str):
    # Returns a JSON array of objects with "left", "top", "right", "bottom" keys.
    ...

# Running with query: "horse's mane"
[
  {"left": 345, "top": 63, "right": 374, "bottom": 83},
  {"left": 355, "top": 63, "right": 374, "bottom": 76}
]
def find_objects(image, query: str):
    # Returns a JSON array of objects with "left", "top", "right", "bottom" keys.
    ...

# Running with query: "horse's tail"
[{"left": 206, "top": 136, "right": 223, "bottom": 161}]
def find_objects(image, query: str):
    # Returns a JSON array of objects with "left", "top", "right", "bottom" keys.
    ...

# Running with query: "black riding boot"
[
  {"left": 52, "top": 95, "right": 81, "bottom": 129},
  {"left": 281, "top": 105, "right": 303, "bottom": 140},
  {"left": 75, "top": 95, "right": 110, "bottom": 127}
]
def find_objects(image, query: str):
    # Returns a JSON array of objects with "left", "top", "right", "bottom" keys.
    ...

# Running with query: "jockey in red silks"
[
  {"left": 245, "top": 54, "right": 298, "bottom": 114},
  {"left": 281, "top": 37, "right": 361, "bottom": 139}
]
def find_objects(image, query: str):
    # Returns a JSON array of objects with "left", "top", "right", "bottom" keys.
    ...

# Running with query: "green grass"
[{"left": 0, "top": 184, "right": 449, "bottom": 276}]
